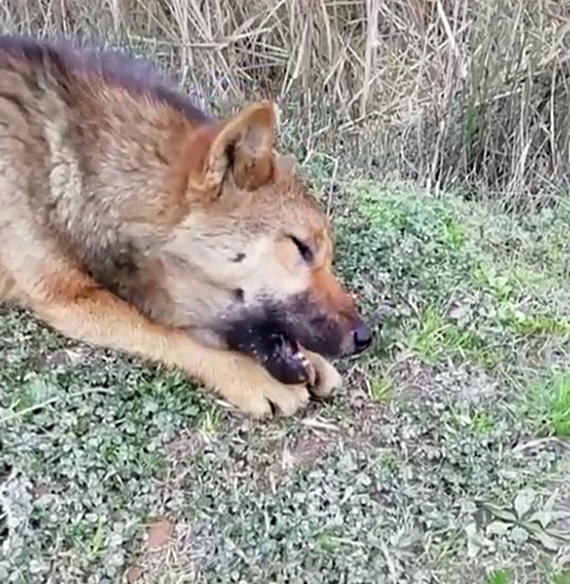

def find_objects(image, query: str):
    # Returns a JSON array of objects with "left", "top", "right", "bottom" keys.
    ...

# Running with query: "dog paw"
[
  {"left": 206, "top": 354, "right": 310, "bottom": 419},
  {"left": 302, "top": 350, "right": 343, "bottom": 399}
]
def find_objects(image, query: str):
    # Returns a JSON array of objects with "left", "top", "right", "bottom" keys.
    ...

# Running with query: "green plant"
[
  {"left": 487, "top": 569, "right": 510, "bottom": 584},
  {"left": 524, "top": 374, "right": 570, "bottom": 437}
]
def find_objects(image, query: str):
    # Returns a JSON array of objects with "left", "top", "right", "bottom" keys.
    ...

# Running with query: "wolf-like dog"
[{"left": 0, "top": 35, "right": 371, "bottom": 418}]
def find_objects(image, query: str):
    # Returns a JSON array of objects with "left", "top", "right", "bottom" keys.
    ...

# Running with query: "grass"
[
  {"left": 2, "top": 180, "right": 570, "bottom": 583},
  {"left": 487, "top": 569, "right": 510, "bottom": 584},
  {"left": 524, "top": 374, "right": 570, "bottom": 437},
  {"left": 552, "top": 572, "right": 570, "bottom": 584},
  {"left": 368, "top": 373, "right": 391, "bottom": 402}
]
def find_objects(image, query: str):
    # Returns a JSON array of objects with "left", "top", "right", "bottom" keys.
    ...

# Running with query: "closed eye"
[{"left": 289, "top": 235, "right": 313, "bottom": 263}]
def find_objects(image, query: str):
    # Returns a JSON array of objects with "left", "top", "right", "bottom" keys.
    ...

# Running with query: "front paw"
[
  {"left": 206, "top": 354, "right": 311, "bottom": 419},
  {"left": 302, "top": 350, "right": 343, "bottom": 399}
]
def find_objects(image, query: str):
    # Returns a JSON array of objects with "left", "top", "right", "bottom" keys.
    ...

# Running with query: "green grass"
[
  {"left": 487, "top": 569, "right": 510, "bottom": 584},
  {"left": 368, "top": 374, "right": 391, "bottom": 402},
  {"left": 409, "top": 304, "right": 498, "bottom": 367},
  {"left": 523, "top": 374, "right": 570, "bottom": 437},
  {"left": 2, "top": 181, "right": 570, "bottom": 583},
  {"left": 552, "top": 571, "right": 570, "bottom": 584}
]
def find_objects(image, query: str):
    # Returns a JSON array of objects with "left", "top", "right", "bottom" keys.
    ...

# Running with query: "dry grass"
[{"left": 1, "top": 0, "right": 569, "bottom": 207}]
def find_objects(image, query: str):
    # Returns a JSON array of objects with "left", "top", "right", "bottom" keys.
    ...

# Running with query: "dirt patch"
[
  {"left": 29, "top": 344, "right": 119, "bottom": 372},
  {"left": 164, "top": 429, "right": 208, "bottom": 461},
  {"left": 123, "top": 522, "right": 207, "bottom": 584},
  {"left": 391, "top": 357, "right": 502, "bottom": 405}
]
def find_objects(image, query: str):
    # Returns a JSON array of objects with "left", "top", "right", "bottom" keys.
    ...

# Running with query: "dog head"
[{"left": 160, "top": 101, "right": 371, "bottom": 384}]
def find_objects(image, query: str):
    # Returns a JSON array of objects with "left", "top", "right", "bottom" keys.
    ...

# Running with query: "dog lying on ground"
[{"left": 0, "top": 35, "right": 371, "bottom": 418}]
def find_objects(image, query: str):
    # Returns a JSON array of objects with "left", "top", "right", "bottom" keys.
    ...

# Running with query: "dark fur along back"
[{"left": 0, "top": 34, "right": 211, "bottom": 124}]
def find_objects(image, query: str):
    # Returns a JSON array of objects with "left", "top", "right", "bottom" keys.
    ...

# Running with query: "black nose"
[{"left": 352, "top": 322, "right": 371, "bottom": 352}]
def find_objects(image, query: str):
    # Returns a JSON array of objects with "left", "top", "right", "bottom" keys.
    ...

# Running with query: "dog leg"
[{"left": 20, "top": 265, "right": 309, "bottom": 418}]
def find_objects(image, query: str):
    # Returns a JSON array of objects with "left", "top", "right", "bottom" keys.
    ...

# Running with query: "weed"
[
  {"left": 552, "top": 571, "right": 570, "bottom": 584},
  {"left": 487, "top": 569, "right": 510, "bottom": 584},
  {"left": 524, "top": 374, "right": 570, "bottom": 437},
  {"left": 369, "top": 374, "right": 391, "bottom": 402}
]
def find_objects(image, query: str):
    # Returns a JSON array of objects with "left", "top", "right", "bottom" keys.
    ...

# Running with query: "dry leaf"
[
  {"left": 146, "top": 518, "right": 173, "bottom": 552},
  {"left": 513, "top": 489, "right": 536, "bottom": 520},
  {"left": 124, "top": 565, "right": 144, "bottom": 583}
]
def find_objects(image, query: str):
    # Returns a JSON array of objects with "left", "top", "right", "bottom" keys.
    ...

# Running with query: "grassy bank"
[{"left": 2, "top": 180, "right": 570, "bottom": 583}]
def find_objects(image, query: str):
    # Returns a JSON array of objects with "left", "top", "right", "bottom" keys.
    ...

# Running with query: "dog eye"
[{"left": 290, "top": 236, "right": 313, "bottom": 262}]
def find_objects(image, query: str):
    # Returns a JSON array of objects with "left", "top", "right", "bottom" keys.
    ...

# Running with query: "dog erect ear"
[{"left": 205, "top": 101, "right": 277, "bottom": 191}]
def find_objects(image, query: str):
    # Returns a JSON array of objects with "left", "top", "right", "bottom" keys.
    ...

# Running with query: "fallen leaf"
[
  {"left": 532, "top": 528, "right": 565, "bottom": 552},
  {"left": 146, "top": 518, "right": 173, "bottom": 552},
  {"left": 465, "top": 522, "right": 493, "bottom": 558},
  {"left": 509, "top": 525, "right": 529, "bottom": 544},
  {"left": 486, "top": 520, "right": 510, "bottom": 537},
  {"left": 485, "top": 503, "right": 517, "bottom": 523},
  {"left": 513, "top": 489, "right": 536, "bottom": 520},
  {"left": 124, "top": 566, "right": 144, "bottom": 583}
]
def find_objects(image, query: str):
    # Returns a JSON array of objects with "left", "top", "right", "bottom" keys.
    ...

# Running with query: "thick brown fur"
[{"left": 0, "top": 35, "right": 370, "bottom": 419}]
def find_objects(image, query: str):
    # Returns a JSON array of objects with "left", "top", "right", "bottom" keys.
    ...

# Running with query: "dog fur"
[{"left": 0, "top": 35, "right": 370, "bottom": 418}]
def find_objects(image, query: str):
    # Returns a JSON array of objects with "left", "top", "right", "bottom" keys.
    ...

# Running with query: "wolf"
[{"left": 0, "top": 35, "right": 371, "bottom": 418}]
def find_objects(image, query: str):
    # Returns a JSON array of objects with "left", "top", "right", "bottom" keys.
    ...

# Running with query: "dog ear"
[{"left": 205, "top": 101, "right": 277, "bottom": 192}]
